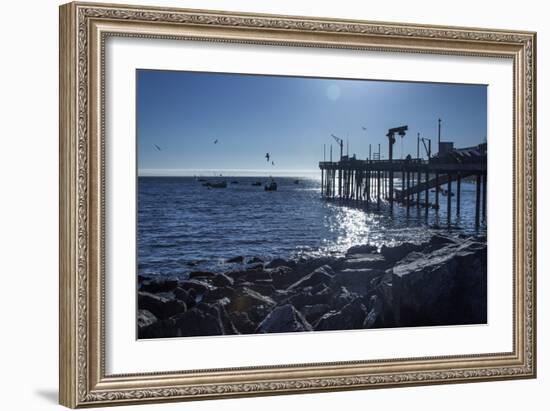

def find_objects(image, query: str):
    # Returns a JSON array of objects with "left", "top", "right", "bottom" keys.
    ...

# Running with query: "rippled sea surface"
[{"left": 138, "top": 176, "right": 486, "bottom": 279}]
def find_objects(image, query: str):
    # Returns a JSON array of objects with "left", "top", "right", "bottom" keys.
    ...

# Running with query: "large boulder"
[
  {"left": 380, "top": 242, "right": 425, "bottom": 263},
  {"left": 287, "top": 265, "right": 334, "bottom": 291},
  {"left": 139, "top": 279, "right": 179, "bottom": 293},
  {"left": 227, "top": 268, "right": 272, "bottom": 284},
  {"left": 169, "top": 308, "right": 224, "bottom": 337},
  {"left": 226, "top": 256, "right": 244, "bottom": 263},
  {"left": 226, "top": 287, "right": 276, "bottom": 323},
  {"left": 329, "top": 286, "right": 357, "bottom": 310},
  {"left": 314, "top": 298, "right": 367, "bottom": 331},
  {"left": 137, "top": 309, "right": 157, "bottom": 329},
  {"left": 256, "top": 304, "right": 313, "bottom": 333},
  {"left": 346, "top": 244, "right": 378, "bottom": 256},
  {"left": 342, "top": 254, "right": 388, "bottom": 270},
  {"left": 179, "top": 279, "right": 216, "bottom": 295},
  {"left": 331, "top": 268, "right": 384, "bottom": 295},
  {"left": 229, "top": 311, "right": 257, "bottom": 334},
  {"left": 173, "top": 287, "right": 197, "bottom": 309},
  {"left": 137, "top": 291, "right": 186, "bottom": 320},
  {"left": 299, "top": 304, "right": 331, "bottom": 325},
  {"left": 188, "top": 271, "right": 234, "bottom": 287},
  {"left": 265, "top": 258, "right": 293, "bottom": 269},
  {"left": 285, "top": 287, "right": 332, "bottom": 309},
  {"left": 363, "top": 294, "right": 384, "bottom": 328},
  {"left": 390, "top": 239, "right": 487, "bottom": 327},
  {"left": 270, "top": 266, "right": 299, "bottom": 289}
]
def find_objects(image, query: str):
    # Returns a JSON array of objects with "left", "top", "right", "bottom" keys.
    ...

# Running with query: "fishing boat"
[
  {"left": 205, "top": 181, "right": 227, "bottom": 188},
  {"left": 264, "top": 180, "right": 277, "bottom": 191},
  {"left": 293, "top": 179, "right": 300, "bottom": 184}
]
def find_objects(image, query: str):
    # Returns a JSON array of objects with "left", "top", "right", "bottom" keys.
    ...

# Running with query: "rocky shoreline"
[{"left": 138, "top": 233, "right": 487, "bottom": 339}]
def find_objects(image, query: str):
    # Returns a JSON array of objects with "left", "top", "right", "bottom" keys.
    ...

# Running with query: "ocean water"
[{"left": 138, "top": 176, "right": 486, "bottom": 279}]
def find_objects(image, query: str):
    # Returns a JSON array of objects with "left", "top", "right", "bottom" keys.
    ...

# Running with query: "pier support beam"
[
  {"left": 447, "top": 174, "right": 452, "bottom": 224},
  {"left": 389, "top": 171, "right": 394, "bottom": 210},
  {"left": 424, "top": 171, "right": 429, "bottom": 215},
  {"left": 482, "top": 173, "right": 487, "bottom": 221},
  {"left": 456, "top": 174, "right": 461, "bottom": 215},
  {"left": 377, "top": 170, "right": 381, "bottom": 209},
  {"left": 475, "top": 173, "right": 481, "bottom": 228},
  {"left": 435, "top": 173, "right": 440, "bottom": 210}
]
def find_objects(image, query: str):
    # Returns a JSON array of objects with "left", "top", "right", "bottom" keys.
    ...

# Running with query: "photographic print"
[{"left": 136, "top": 70, "right": 488, "bottom": 339}]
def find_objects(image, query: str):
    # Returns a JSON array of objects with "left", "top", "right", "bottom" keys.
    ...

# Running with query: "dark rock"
[
  {"left": 256, "top": 304, "right": 313, "bottom": 333},
  {"left": 286, "top": 288, "right": 332, "bottom": 309},
  {"left": 179, "top": 279, "right": 216, "bottom": 295},
  {"left": 331, "top": 268, "right": 384, "bottom": 295},
  {"left": 363, "top": 294, "right": 384, "bottom": 328},
  {"left": 227, "top": 287, "right": 276, "bottom": 323},
  {"left": 188, "top": 271, "right": 233, "bottom": 287},
  {"left": 226, "top": 256, "right": 244, "bottom": 263},
  {"left": 137, "top": 309, "right": 157, "bottom": 329},
  {"left": 227, "top": 269, "right": 272, "bottom": 284},
  {"left": 380, "top": 242, "right": 425, "bottom": 262},
  {"left": 137, "top": 291, "right": 186, "bottom": 320},
  {"left": 245, "top": 283, "right": 276, "bottom": 296},
  {"left": 265, "top": 258, "right": 292, "bottom": 269},
  {"left": 287, "top": 265, "right": 334, "bottom": 290},
  {"left": 294, "top": 256, "right": 338, "bottom": 273},
  {"left": 202, "top": 286, "right": 238, "bottom": 303},
  {"left": 169, "top": 308, "right": 224, "bottom": 337},
  {"left": 342, "top": 254, "right": 388, "bottom": 270},
  {"left": 229, "top": 311, "right": 257, "bottom": 334},
  {"left": 247, "top": 263, "right": 264, "bottom": 270},
  {"left": 390, "top": 239, "right": 487, "bottom": 327},
  {"left": 299, "top": 304, "right": 331, "bottom": 325},
  {"left": 195, "top": 301, "right": 238, "bottom": 335},
  {"left": 173, "top": 287, "right": 196, "bottom": 308},
  {"left": 329, "top": 286, "right": 357, "bottom": 310},
  {"left": 346, "top": 244, "right": 378, "bottom": 256},
  {"left": 315, "top": 298, "right": 367, "bottom": 331},
  {"left": 270, "top": 266, "right": 299, "bottom": 289},
  {"left": 139, "top": 279, "right": 179, "bottom": 293},
  {"left": 247, "top": 257, "right": 264, "bottom": 264}
]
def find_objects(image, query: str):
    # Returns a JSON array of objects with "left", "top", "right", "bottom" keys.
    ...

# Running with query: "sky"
[{"left": 137, "top": 69, "right": 487, "bottom": 176}]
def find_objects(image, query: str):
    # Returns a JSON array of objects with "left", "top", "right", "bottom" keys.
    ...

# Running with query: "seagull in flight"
[
  {"left": 154, "top": 144, "right": 162, "bottom": 151},
  {"left": 265, "top": 153, "right": 270, "bottom": 162},
  {"left": 271, "top": 161, "right": 275, "bottom": 166},
  {"left": 361, "top": 126, "right": 367, "bottom": 131},
  {"left": 213, "top": 139, "right": 218, "bottom": 144}
]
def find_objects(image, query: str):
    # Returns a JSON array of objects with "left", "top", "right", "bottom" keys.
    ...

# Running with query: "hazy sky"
[{"left": 137, "top": 69, "right": 486, "bottom": 176}]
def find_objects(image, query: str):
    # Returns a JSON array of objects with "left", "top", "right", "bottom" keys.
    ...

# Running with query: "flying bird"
[
  {"left": 271, "top": 161, "right": 275, "bottom": 166},
  {"left": 361, "top": 126, "right": 367, "bottom": 131},
  {"left": 213, "top": 139, "right": 218, "bottom": 144},
  {"left": 265, "top": 153, "right": 270, "bottom": 162},
  {"left": 154, "top": 144, "right": 162, "bottom": 151}
]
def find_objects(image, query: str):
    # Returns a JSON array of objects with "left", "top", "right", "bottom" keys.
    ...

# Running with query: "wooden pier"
[{"left": 319, "top": 143, "right": 487, "bottom": 228}]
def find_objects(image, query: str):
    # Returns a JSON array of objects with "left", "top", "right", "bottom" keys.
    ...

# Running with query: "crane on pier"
[
  {"left": 386, "top": 125, "right": 408, "bottom": 162},
  {"left": 420, "top": 137, "right": 432, "bottom": 159},
  {"left": 331, "top": 134, "right": 344, "bottom": 161}
]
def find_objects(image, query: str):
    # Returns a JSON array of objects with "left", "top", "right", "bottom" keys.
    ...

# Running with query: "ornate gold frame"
[{"left": 59, "top": 2, "right": 536, "bottom": 408}]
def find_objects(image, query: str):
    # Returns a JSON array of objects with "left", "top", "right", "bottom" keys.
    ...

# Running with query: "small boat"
[
  {"left": 198, "top": 178, "right": 207, "bottom": 182},
  {"left": 264, "top": 180, "right": 277, "bottom": 191},
  {"left": 293, "top": 179, "right": 300, "bottom": 184},
  {"left": 251, "top": 181, "right": 262, "bottom": 186},
  {"left": 208, "top": 181, "right": 227, "bottom": 188}
]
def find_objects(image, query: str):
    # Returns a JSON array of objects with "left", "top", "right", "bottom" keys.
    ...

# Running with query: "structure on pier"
[{"left": 319, "top": 125, "right": 487, "bottom": 228}]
